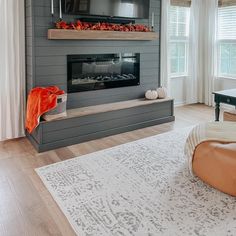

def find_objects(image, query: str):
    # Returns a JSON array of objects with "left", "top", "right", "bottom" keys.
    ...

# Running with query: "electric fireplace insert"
[{"left": 67, "top": 53, "right": 140, "bottom": 93}]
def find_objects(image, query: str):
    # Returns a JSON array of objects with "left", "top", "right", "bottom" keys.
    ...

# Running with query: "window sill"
[
  {"left": 217, "top": 76, "right": 236, "bottom": 81},
  {"left": 170, "top": 75, "right": 188, "bottom": 79}
]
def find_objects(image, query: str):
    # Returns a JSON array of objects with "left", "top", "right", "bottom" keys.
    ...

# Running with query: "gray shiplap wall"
[{"left": 26, "top": 0, "right": 161, "bottom": 109}]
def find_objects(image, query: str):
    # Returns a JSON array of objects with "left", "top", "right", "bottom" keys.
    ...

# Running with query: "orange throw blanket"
[{"left": 25, "top": 86, "right": 65, "bottom": 133}]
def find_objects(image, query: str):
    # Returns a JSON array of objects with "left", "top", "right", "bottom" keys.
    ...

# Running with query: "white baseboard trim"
[
  {"left": 220, "top": 104, "right": 235, "bottom": 110},
  {"left": 174, "top": 101, "right": 187, "bottom": 107}
]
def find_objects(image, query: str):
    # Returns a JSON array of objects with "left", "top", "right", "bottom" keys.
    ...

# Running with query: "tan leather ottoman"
[
  {"left": 224, "top": 109, "right": 236, "bottom": 122},
  {"left": 193, "top": 141, "right": 236, "bottom": 196}
]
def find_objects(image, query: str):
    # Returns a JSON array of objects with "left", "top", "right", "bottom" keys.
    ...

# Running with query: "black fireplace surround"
[{"left": 67, "top": 53, "right": 140, "bottom": 93}]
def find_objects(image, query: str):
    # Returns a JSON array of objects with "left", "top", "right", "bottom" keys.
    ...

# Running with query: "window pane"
[
  {"left": 170, "top": 43, "right": 178, "bottom": 57},
  {"left": 170, "top": 42, "right": 187, "bottom": 75},
  {"left": 178, "top": 23, "right": 187, "bottom": 37},
  {"left": 170, "top": 10, "right": 177, "bottom": 22},
  {"left": 178, "top": 43, "right": 186, "bottom": 57},
  {"left": 230, "top": 59, "right": 236, "bottom": 75},
  {"left": 219, "top": 6, "right": 236, "bottom": 40},
  {"left": 171, "top": 59, "right": 178, "bottom": 74},
  {"left": 170, "top": 23, "right": 176, "bottom": 36},
  {"left": 218, "top": 6, "right": 236, "bottom": 78},
  {"left": 178, "top": 11, "right": 187, "bottom": 23},
  {"left": 169, "top": 6, "right": 189, "bottom": 77},
  {"left": 219, "top": 43, "right": 236, "bottom": 77},
  {"left": 230, "top": 44, "right": 236, "bottom": 58},
  {"left": 220, "top": 59, "right": 229, "bottom": 75},
  {"left": 220, "top": 44, "right": 230, "bottom": 58},
  {"left": 169, "top": 6, "right": 190, "bottom": 37},
  {"left": 179, "top": 58, "right": 186, "bottom": 73}
]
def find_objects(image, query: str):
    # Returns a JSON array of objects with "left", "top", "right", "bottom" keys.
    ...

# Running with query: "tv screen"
[{"left": 62, "top": 0, "right": 150, "bottom": 19}]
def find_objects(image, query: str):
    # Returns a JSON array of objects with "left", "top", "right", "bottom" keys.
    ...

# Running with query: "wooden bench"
[{"left": 27, "top": 98, "right": 175, "bottom": 152}]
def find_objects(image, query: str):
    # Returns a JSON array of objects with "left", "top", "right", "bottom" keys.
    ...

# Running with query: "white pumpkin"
[
  {"left": 145, "top": 90, "right": 158, "bottom": 100},
  {"left": 156, "top": 87, "right": 167, "bottom": 99}
]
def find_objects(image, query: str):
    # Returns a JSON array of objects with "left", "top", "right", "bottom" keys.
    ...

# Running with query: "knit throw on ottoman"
[{"left": 185, "top": 122, "right": 236, "bottom": 196}]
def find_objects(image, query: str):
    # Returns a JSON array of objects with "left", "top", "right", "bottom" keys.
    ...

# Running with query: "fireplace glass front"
[{"left": 67, "top": 53, "right": 140, "bottom": 93}]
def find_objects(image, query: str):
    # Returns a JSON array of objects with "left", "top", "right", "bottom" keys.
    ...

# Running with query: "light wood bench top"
[
  {"left": 43, "top": 98, "right": 173, "bottom": 122},
  {"left": 67, "top": 98, "right": 173, "bottom": 118}
]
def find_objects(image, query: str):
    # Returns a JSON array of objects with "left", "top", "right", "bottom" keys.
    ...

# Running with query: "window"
[
  {"left": 218, "top": 5, "right": 236, "bottom": 78},
  {"left": 169, "top": 5, "right": 190, "bottom": 77}
]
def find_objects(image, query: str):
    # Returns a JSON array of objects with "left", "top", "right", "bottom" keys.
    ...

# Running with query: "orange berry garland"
[{"left": 55, "top": 20, "right": 151, "bottom": 32}]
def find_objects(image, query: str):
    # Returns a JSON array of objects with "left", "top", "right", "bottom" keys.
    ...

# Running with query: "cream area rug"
[{"left": 36, "top": 128, "right": 236, "bottom": 236}]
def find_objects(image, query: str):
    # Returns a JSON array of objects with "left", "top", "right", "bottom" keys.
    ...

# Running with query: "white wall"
[
  {"left": 215, "top": 78, "right": 236, "bottom": 91},
  {"left": 170, "top": 77, "right": 236, "bottom": 106},
  {"left": 170, "top": 77, "right": 187, "bottom": 106}
]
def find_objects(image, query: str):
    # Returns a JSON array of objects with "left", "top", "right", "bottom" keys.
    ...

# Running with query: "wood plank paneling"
[
  {"left": 42, "top": 100, "right": 173, "bottom": 132},
  {"left": 25, "top": 0, "right": 161, "bottom": 109},
  {"left": 43, "top": 111, "right": 173, "bottom": 143},
  {"left": 29, "top": 100, "right": 174, "bottom": 151},
  {"left": 25, "top": 0, "right": 35, "bottom": 92},
  {"left": 38, "top": 116, "right": 175, "bottom": 152}
]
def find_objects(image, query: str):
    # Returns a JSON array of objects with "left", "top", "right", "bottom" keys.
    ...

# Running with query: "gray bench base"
[{"left": 27, "top": 99, "right": 175, "bottom": 152}]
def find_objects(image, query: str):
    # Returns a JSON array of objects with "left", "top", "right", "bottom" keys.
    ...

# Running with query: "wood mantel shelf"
[{"left": 48, "top": 29, "right": 158, "bottom": 41}]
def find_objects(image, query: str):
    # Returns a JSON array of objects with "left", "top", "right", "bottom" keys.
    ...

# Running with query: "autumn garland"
[{"left": 55, "top": 20, "right": 151, "bottom": 32}]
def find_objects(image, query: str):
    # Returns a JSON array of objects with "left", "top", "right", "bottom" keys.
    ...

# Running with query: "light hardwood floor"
[{"left": 0, "top": 104, "right": 215, "bottom": 236}]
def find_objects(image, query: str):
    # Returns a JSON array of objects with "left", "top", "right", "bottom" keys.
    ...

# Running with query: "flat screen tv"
[{"left": 62, "top": 0, "right": 150, "bottom": 19}]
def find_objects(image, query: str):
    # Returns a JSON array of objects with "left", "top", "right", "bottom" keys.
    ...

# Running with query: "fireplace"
[{"left": 67, "top": 53, "right": 140, "bottom": 93}]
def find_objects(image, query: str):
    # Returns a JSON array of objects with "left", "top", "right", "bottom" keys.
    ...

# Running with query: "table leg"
[{"left": 215, "top": 102, "right": 220, "bottom": 121}]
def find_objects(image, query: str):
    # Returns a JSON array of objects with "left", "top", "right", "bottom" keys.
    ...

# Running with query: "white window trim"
[
  {"left": 169, "top": 6, "right": 190, "bottom": 78},
  {"left": 217, "top": 39, "right": 236, "bottom": 79},
  {"left": 217, "top": 76, "right": 236, "bottom": 80},
  {"left": 170, "top": 75, "right": 188, "bottom": 79},
  {"left": 169, "top": 39, "right": 189, "bottom": 77}
]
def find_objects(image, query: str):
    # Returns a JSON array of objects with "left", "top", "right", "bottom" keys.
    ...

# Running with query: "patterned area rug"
[{"left": 36, "top": 128, "right": 236, "bottom": 236}]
